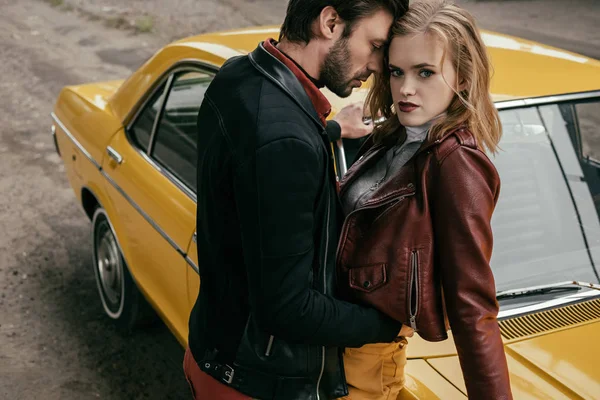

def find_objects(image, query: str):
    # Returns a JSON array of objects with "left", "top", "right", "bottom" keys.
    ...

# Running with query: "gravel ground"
[
  {"left": 42, "top": 0, "right": 600, "bottom": 59},
  {"left": 0, "top": 0, "right": 598, "bottom": 399}
]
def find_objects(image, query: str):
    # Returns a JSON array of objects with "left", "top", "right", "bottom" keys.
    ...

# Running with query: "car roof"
[
  {"left": 174, "top": 25, "right": 600, "bottom": 102},
  {"left": 110, "top": 25, "right": 600, "bottom": 124}
]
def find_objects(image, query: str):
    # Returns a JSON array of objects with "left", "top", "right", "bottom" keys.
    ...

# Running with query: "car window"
[
  {"left": 129, "top": 83, "right": 166, "bottom": 152},
  {"left": 490, "top": 100, "right": 600, "bottom": 292},
  {"left": 151, "top": 70, "right": 215, "bottom": 194}
]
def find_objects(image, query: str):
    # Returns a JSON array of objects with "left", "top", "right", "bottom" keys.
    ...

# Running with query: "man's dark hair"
[{"left": 279, "top": 0, "right": 409, "bottom": 43}]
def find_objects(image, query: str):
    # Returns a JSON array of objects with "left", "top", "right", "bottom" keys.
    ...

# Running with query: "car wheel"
[{"left": 91, "top": 207, "right": 156, "bottom": 331}]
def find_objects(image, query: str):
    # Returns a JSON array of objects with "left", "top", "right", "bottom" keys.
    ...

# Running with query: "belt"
[{"left": 199, "top": 357, "right": 314, "bottom": 400}]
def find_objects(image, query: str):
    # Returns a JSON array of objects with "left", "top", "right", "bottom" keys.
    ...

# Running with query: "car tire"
[{"left": 91, "top": 207, "right": 157, "bottom": 332}]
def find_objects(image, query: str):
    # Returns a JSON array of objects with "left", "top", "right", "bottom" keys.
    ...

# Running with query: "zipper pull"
[
  {"left": 371, "top": 178, "right": 383, "bottom": 191},
  {"left": 409, "top": 315, "right": 417, "bottom": 331}
]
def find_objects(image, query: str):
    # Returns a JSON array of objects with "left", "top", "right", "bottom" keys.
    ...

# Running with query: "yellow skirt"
[{"left": 339, "top": 339, "right": 408, "bottom": 400}]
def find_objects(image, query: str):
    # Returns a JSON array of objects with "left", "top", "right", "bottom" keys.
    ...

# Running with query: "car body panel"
[
  {"left": 398, "top": 360, "right": 466, "bottom": 399},
  {"left": 507, "top": 321, "right": 600, "bottom": 399},
  {"left": 101, "top": 129, "right": 195, "bottom": 345},
  {"left": 52, "top": 24, "right": 600, "bottom": 399},
  {"left": 426, "top": 321, "right": 600, "bottom": 399},
  {"left": 53, "top": 88, "right": 121, "bottom": 170}
]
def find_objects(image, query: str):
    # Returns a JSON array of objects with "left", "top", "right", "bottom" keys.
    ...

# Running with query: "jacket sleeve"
[
  {"left": 325, "top": 120, "right": 342, "bottom": 142},
  {"left": 431, "top": 146, "right": 513, "bottom": 399},
  {"left": 244, "top": 135, "right": 401, "bottom": 348}
]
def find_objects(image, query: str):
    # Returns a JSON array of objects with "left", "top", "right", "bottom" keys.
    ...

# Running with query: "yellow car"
[{"left": 51, "top": 26, "right": 600, "bottom": 399}]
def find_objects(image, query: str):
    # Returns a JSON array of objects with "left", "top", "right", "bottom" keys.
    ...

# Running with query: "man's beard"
[{"left": 320, "top": 37, "right": 368, "bottom": 98}]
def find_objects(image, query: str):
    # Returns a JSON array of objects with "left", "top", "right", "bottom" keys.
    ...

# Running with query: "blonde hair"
[{"left": 366, "top": 0, "right": 501, "bottom": 153}]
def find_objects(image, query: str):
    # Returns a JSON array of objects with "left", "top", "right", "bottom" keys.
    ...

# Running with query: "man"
[{"left": 185, "top": 1, "right": 409, "bottom": 399}]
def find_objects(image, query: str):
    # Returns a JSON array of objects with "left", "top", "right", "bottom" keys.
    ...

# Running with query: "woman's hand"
[{"left": 395, "top": 324, "right": 414, "bottom": 341}]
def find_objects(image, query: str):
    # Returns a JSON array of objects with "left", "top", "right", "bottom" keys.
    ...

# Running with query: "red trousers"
[{"left": 183, "top": 347, "right": 252, "bottom": 400}]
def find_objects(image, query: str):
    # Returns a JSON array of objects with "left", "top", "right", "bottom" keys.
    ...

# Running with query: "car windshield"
[{"left": 490, "top": 96, "right": 600, "bottom": 294}]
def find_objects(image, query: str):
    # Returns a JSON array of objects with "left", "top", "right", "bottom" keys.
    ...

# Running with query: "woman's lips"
[{"left": 397, "top": 101, "right": 419, "bottom": 113}]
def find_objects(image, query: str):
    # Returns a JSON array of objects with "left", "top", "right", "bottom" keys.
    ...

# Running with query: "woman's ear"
[{"left": 458, "top": 77, "right": 468, "bottom": 92}]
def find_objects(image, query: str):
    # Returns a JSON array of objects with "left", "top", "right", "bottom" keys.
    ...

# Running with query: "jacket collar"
[
  {"left": 340, "top": 124, "right": 469, "bottom": 203},
  {"left": 416, "top": 124, "right": 468, "bottom": 155},
  {"left": 339, "top": 140, "right": 387, "bottom": 198},
  {"left": 248, "top": 42, "right": 326, "bottom": 131}
]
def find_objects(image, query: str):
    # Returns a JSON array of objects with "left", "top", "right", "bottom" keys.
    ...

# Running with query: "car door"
[{"left": 102, "top": 66, "right": 214, "bottom": 342}]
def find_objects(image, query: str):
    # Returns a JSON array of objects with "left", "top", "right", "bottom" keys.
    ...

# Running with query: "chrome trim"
[
  {"left": 50, "top": 112, "right": 101, "bottom": 170},
  {"left": 495, "top": 90, "right": 600, "bottom": 110},
  {"left": 335, "top": 140, "right": 348, "bottom": 176},
  {"left": 92, "top": 207, "right": 126, "bottom": 319},
  {"left": 136, "top": 147, "right": 197, "bottom": 202},
  {"left": 192, "top": 232, "right": 197, "bottom": 243},
  {"left": 497, "top": 280, "right": 600, "bottom": 299},
  {"left": 51, "top": 123, "right": 61, "bottom": 156},
  {"left": 100, "top": 169, "right": 188, "bottom": 258},
  {"left": 498, "top": 288, "right": 600, "bottom": 320},
  {"left": 147, "top": 74, "right": 175, "bottom": 156},
  {"left": 185, "top": 255, "right": 199, "bottom": 275},
  {"left": 106, "top": 146, "right": 123, "bottom": 164},
  {"left": 84, "top": 187, "right": 135, "bottom": 287}
]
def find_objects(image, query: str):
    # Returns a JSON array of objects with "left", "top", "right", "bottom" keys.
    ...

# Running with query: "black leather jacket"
[{"left": 188, "top": 42, "right": 401, "bottom": 400}]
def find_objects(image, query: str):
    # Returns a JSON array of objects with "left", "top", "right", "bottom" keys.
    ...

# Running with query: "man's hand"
[{"left": 333, "top": 102, "right": 373, "bottom": 139}]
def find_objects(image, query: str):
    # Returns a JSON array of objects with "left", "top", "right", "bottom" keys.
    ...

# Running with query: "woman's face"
[{"left": 388, "top": 32, "right": 458, "bottom": 127}]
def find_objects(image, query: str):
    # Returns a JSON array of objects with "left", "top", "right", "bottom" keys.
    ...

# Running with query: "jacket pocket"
[
  {"left": 408, "top": 250, "right": 420, "bottom": 330},
  {"left": 349, "top": 263, "right": 388, "bottom": 293}
]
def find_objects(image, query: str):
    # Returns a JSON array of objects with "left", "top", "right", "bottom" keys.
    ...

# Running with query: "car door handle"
[{"left": 106, "top": 146, "right": 123, "bottom": 164}]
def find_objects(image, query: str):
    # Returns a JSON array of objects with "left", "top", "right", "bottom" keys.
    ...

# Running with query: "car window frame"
[
  {"left": 125, "top": 60, "right": 219, "bottom": 203},
  {"left": 570, "top": 99, "right": 600, "bottom": 165},
  {"left": 149, "top": 69, "right": 214, "bottom": 195}
]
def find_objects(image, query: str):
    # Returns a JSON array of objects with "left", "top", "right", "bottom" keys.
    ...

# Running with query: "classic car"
[{"left": 51, "top": 25, "right": 600, "bottom": 399}]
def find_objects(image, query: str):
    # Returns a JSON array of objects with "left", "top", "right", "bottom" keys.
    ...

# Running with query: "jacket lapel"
[
  {"left": 248, "top": 43, "right": 325, "bottom": 131},
  {"left": 338, "top": 142, "right": 387, "bottom": 198}
]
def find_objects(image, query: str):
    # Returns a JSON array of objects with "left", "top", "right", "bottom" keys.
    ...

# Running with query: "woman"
[{"left": 336, "top": 1, "right": 512, "bottom": 399}]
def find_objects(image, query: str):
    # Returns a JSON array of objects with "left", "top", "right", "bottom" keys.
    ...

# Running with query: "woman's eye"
[
  {"left": 420, "top": 69, "right": 434, "bottom": 78},
  {"left": 390, "top": 69, "right": 403, "bottom": 77}
]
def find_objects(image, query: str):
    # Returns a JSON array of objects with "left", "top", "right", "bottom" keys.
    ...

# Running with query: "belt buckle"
[{"left": 222, "top": 364, "right": 235, "bottom": 384}]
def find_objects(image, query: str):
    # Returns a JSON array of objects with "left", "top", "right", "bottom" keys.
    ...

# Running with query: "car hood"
[{"left": 418, "top": 321, "right": 600, "bottom": 399}]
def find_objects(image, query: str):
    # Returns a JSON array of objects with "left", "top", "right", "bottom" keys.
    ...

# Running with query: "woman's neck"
[{"left": 405, "top": 113, "right": 446, "bottom": 143}]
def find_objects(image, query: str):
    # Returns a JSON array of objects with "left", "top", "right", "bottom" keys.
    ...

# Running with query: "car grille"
[{"left": 499, "top": 298, "right": 600, "bottom": 340}]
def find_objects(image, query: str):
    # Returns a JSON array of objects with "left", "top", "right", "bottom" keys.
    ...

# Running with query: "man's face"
[{"left": 320, "top": 9, "right": 393, "bottom": 98}]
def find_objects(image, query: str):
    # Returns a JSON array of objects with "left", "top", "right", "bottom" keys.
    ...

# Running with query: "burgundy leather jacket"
[{"left": 337, "top": 126, "right": 512, "bottom": 399}]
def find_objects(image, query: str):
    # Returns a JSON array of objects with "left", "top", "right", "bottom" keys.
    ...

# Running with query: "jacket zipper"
[
  {"left": 265, "top": 335, "right": 275, "bottom": 357},
  {"left": 408, "top": 250, "right": 419, "bottom": 330},
  {"left": 315, "top": 191, "right": 331, "bottom": 400}
]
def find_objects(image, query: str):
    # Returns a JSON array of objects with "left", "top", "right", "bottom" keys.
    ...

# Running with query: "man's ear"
[{"left": 315, "top": 6, "right": 343, "bottom": 40}]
